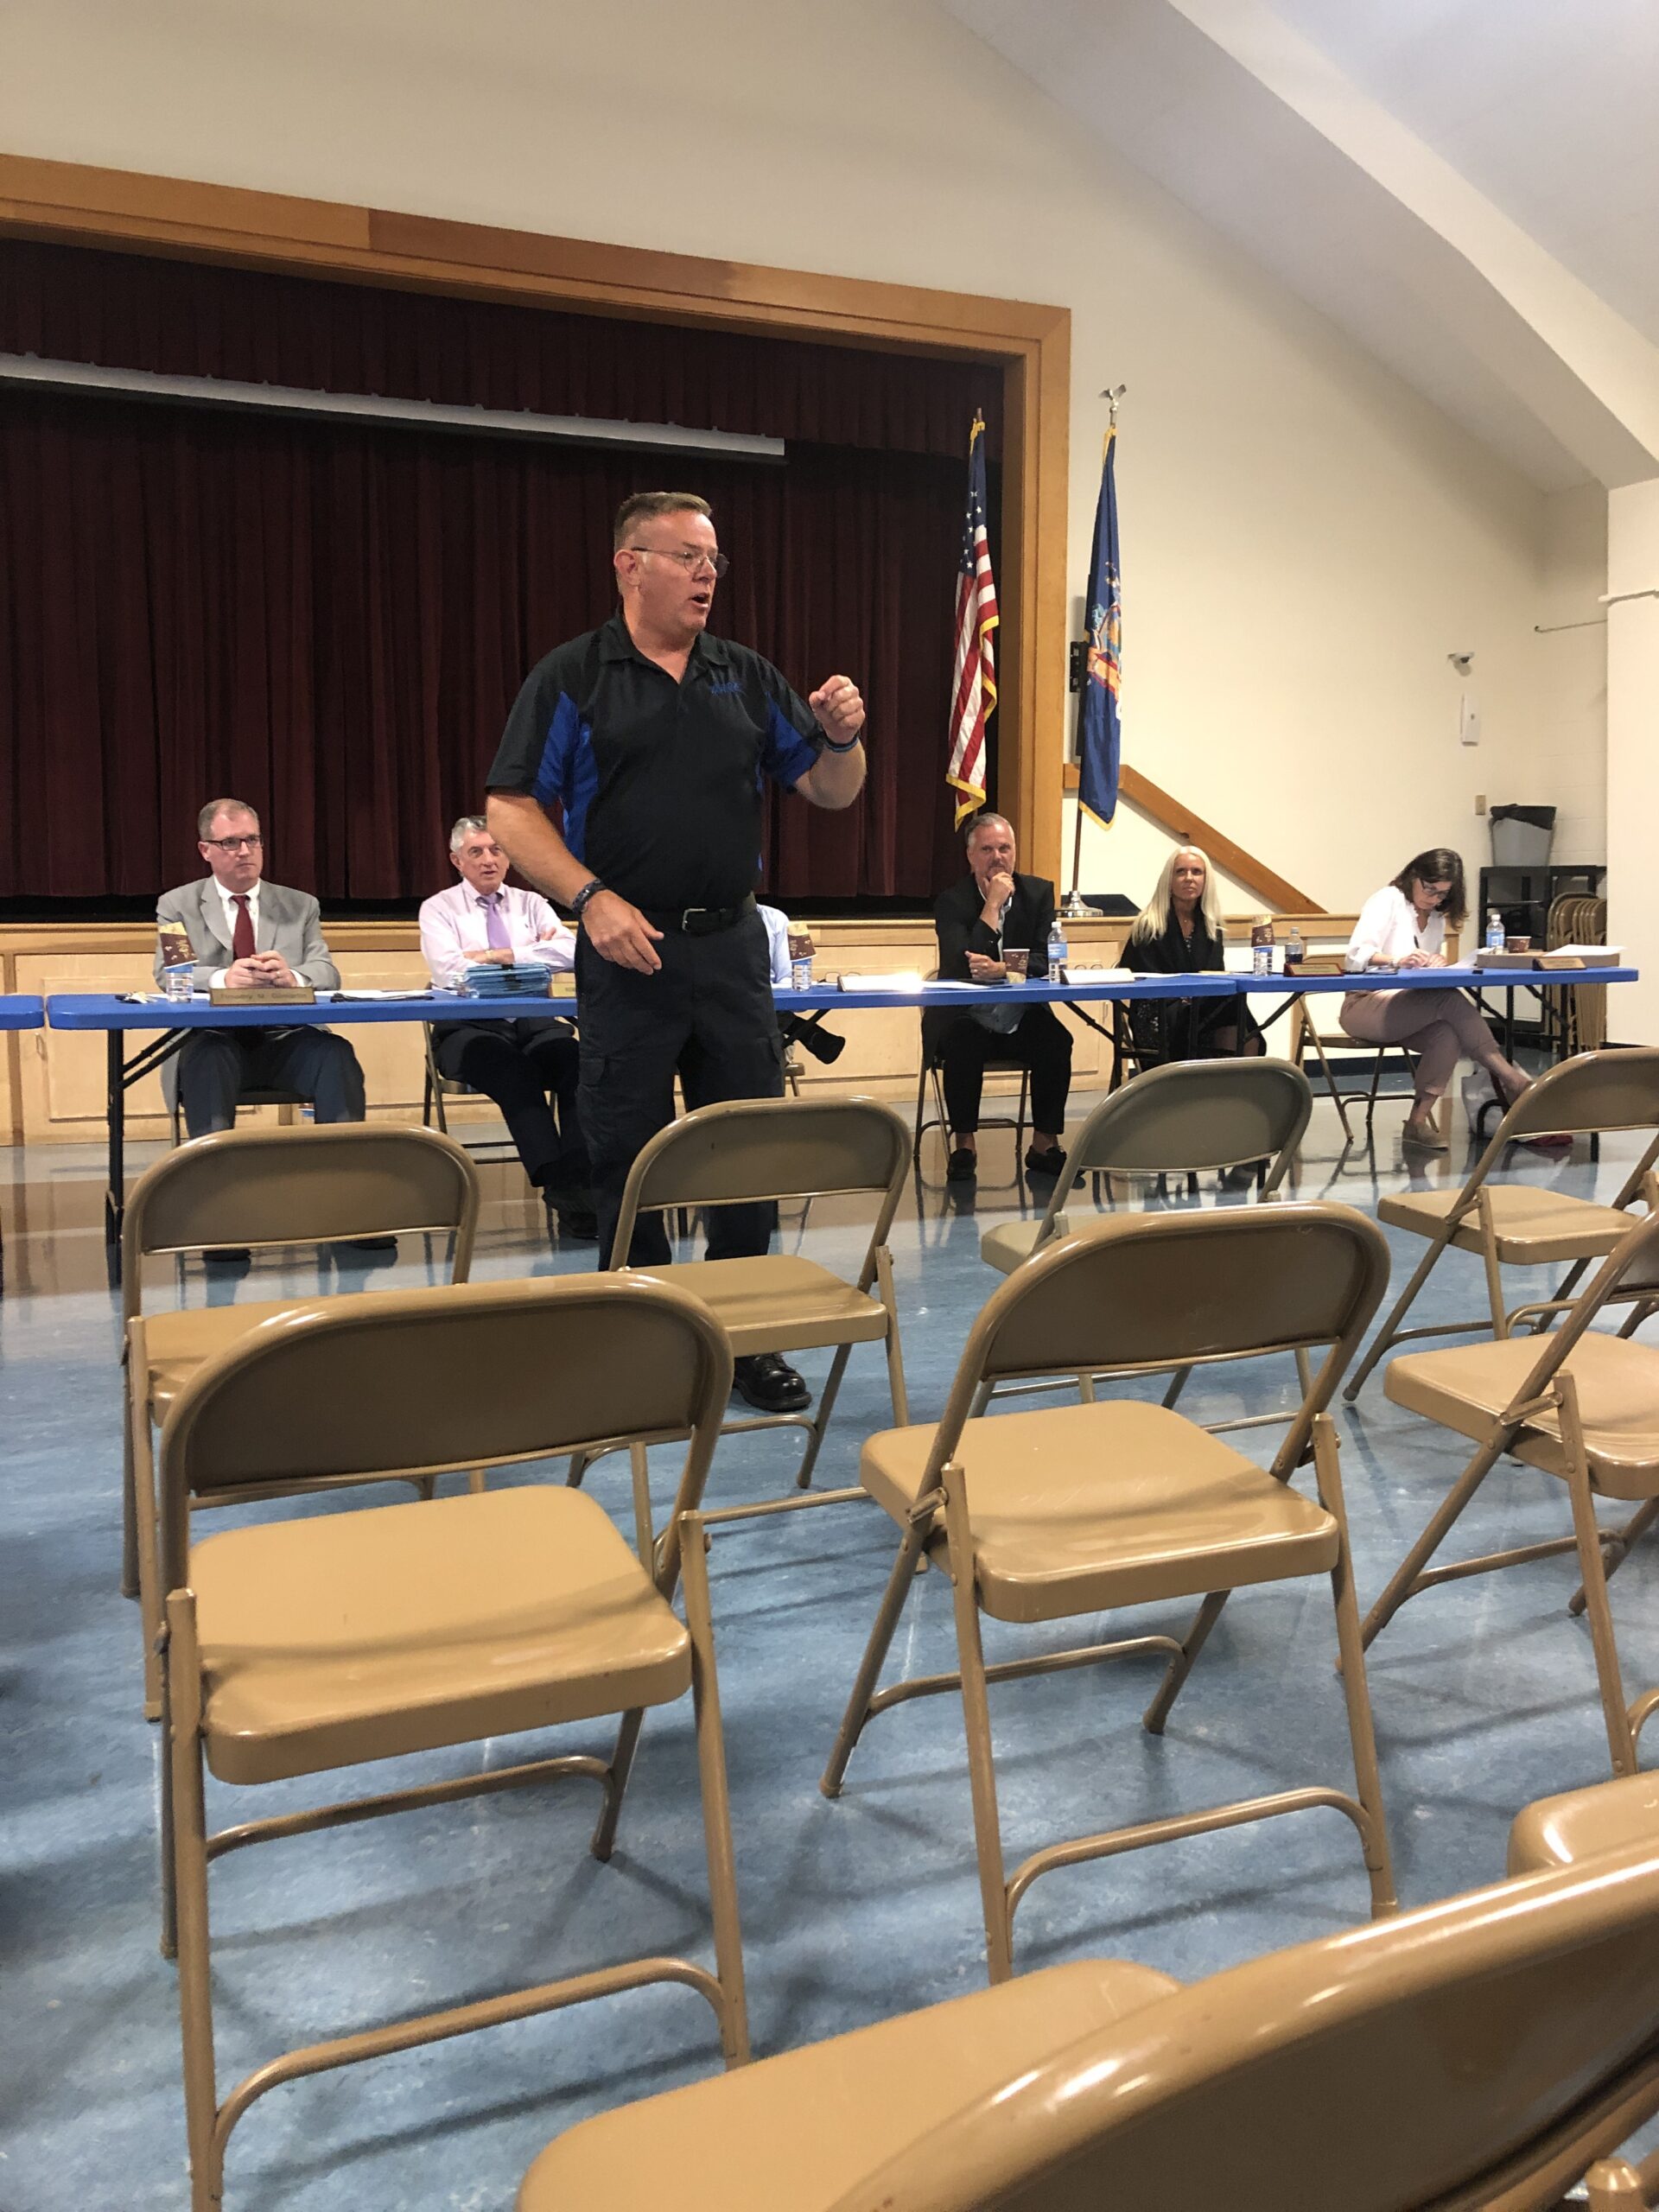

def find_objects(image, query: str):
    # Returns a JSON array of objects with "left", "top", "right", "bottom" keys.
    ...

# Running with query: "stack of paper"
[{"left": 461, "top": 963, "right": 556, "bottom": 998}]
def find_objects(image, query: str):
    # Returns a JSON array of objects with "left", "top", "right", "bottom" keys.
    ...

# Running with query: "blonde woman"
[{"left": 1126, "top": 845, "right": 1262, "bottom": 1065}]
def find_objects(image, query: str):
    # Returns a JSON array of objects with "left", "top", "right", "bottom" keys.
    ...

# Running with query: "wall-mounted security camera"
[{"left": 1447, "top": 651, "right": 1474, "bottom": 674}]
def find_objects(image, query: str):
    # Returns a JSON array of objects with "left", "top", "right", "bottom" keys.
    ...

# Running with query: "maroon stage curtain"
[{"left": 0, "top": 241, "right": 1002, "bottom": 906}]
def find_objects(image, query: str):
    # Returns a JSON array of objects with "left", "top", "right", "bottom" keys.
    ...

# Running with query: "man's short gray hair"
[
  {"left": 448, "top": 815, "right": 489, "bottom": 852},
  {"left": 198, "top": 798, "right": 259, "bottom": 838},
  {"left": 964, "top": 811, "right": 1014, "bottom": 849}
]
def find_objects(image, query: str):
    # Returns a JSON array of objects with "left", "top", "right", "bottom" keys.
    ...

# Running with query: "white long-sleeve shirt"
[
  {"left": 417, "top": 880, "right": 576, "bottom": 989},
  {"left": 757, "top": 902, "right": 791, "bottom": 987},
  {"left": 1344, "top": 885, "right": 1446, "bottom": 972}
]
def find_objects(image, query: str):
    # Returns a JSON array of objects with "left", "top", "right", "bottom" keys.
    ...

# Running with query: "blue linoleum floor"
[{"left": 4, "top": 1085, "right": 1656, "bottom": 2208}]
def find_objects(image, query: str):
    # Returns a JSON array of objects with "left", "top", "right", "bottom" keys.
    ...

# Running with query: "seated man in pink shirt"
[{"left": 419, "top": 816, "right": 594, "bottom": 1241}]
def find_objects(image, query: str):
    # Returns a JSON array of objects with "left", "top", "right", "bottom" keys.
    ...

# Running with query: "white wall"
[
  {"left": 2, "top": 0, "right": 1597, "bottom": 916},
  {"left": 1534, "top": 482, "right": 1609, "bottom": 868},
  {"left": 1605, "top": 480, "right": 1659, "bottom": 1043}
]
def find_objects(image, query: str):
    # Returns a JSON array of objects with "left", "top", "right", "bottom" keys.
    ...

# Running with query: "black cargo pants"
[{"left": 575, "top": 908, "right": 784, "bottom": 1267}]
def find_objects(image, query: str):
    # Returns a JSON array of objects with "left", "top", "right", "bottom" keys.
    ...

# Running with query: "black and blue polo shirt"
[{"left": 486, "top": 613, "right": 823, "bottom": 912}]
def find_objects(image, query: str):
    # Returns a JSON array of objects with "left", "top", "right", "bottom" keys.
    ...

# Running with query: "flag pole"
[{"left": 1063, "top": 385, "right": 1124, "bottom": 920}]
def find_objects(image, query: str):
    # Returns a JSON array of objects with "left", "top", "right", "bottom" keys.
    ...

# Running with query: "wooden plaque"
[{"left": 207, "top": 984, "right": 318, "bottom": 1006}]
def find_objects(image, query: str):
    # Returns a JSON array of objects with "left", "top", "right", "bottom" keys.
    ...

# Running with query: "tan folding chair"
[
  {"left": 979, "top": 1057, "right": 1312, "bottom": 1277},
  {"left": 420, "top": 1022, "right": 520, "bottom": 1163},
  {"left": 1361, "top": 1211, "right": 1659, "bottom": 1777},
  {"left": 122, "top": 1123, "right": 479, "bottom": 1717},
  {"left": 1344, "top": 1047, "right": 1659, "bottom": 1403},
  {"left": 158, "top": 1273, "right": 745, "bottom": 2212},
  {"left": 519, "top": 1831, "right": 1659, "bottom": 2212},
  {"left": 1282, "top": 954, "right": 1417, "bottom": 1144},
  {"left": 1509, "top": 1772, "right": 1659, "bottom": 2210},
  {"left": 823, "top": 1201, "right": 1395, "bottom": 1982},
  {"left": 604, "top": 1096, "right": 911, "bottom": 1530}
]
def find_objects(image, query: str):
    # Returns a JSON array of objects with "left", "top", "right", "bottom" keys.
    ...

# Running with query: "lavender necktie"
[{"left": 482, "top": 892, "right": 511, "bottom": 951}]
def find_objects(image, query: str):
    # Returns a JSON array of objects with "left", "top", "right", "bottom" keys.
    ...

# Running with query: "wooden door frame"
[{"left": 0, "top": 153, "right": 1071, "bottom": 884}]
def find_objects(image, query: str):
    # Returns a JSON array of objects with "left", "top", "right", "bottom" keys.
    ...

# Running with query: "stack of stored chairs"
[
  {"left": 521, "top": 1786, "right": 1659, "bottom": 2212},
  {"left": 121, "top": 1123, "right": 479, "bottom": 1716},
  {"left": 1548, "top": 890, "right": 1611, "bottom": 1056},
  {"left": 823, "top": 1200, "right": 1397, "bottom": 1982},
  {"left": 1343, "top": 1047, "right": 1659, "bottom": 1406},
  {"left": 156, "top": 1272, "right": 745, "bottom": 2212}
]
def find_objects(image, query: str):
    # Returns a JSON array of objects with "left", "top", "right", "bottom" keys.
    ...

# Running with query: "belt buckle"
[{"left": 682, "top": 906, "right": 709, "bottom": 934}]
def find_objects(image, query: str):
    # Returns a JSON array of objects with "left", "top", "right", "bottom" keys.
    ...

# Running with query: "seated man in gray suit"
[{"left": 155, "top": 798, "right": 367, "bottom": 1139}]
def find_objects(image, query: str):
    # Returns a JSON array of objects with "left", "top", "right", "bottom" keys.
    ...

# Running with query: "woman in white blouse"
[{"left": 1340, "top": 847, "right": 1529, "bottom": 1150}]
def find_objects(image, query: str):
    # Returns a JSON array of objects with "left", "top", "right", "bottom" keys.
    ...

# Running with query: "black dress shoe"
[
  {"left": 1024, "top": 1144, "right": 1066, "bottom": 1178},
  {"left": 347, "top": 1236, "right": 397, "bottom": 1255},
  {"left": 1220, "top": 1161, "right": 1261, "bottom": 1192},
  {"left": 732, "top": 1352, "right": 811, "bottom": 1414},
  {"left": 946, "top": 1147, "right": 978, "bottom": 1182},
  {"left": 543, "top": 1192, "right": 600, "bottom": 1243},
  {"left": 202, "top": 1247, "right": 251, "bottom": 1266}
]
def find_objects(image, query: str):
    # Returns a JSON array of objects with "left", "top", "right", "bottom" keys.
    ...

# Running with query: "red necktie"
[{"left": 231, "top": 894, "right": 255, "bottom": 961}]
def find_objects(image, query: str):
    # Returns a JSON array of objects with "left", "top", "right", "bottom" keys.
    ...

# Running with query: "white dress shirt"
[
  {"left": 203, "top": 878, "right": 262, "bottom": 987},
  {"left": 1344, "top": 885, "right": 1446, "bottom": 974},
  {"left": 757, "top": 903, "right": 791, "bottom": 987},
  {"left": 418, "top": 880, "right": 576, "bottom": 989}
]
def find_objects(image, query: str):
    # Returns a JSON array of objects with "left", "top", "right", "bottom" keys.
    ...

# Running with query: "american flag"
[{"left": 947, "top": 412, "right": 998, "bottom": 827}]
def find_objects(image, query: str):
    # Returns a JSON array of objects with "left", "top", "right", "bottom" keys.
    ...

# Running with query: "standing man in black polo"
[{"left": 486, "top": 491, "right": 866, "bottom": 1414}]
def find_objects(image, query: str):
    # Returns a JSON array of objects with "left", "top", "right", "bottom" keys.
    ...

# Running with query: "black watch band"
[
  {"left": 820, "top": 728, "right": 863, "bottom": 754},
  {"left": 569, "top": 878, "right": 605, "bottom": 920}
]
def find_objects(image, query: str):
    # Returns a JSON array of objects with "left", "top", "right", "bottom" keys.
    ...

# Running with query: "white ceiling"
[
  {"left": 939, "top": 0, "right": 1659, "bottom": 490},
  {"left": 1270, "top": 0, "right": 1659, "bottom": 345}
]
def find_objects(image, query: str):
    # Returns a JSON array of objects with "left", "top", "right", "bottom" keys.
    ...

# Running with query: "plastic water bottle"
[
  {"left": 1251, "top": 916, "right": 1274, "bottom": 976},
  {"left": 1046, "top": 917, "right": 1068, "bottom": 980},
  {"left": 1484, "top": 909, "right": 1505, "bottom": 953}
]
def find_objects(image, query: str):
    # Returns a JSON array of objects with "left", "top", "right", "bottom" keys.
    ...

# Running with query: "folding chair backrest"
[
  {"left": 1066, "top": 1058, "right": 1312, "bottom": 1182},
  {"left": 611, "top": 1096, "right": 910, "bottom": 1258},
  {"left": 1503, "top": 1211, "right": 1659, "bottom": 1376},
  {"left": 122, "top": 1122, "right": 480, "bottom": 1319},
  {"left": 1497, "top": 1047, "right": 1659, "bottom": 1142},
  {"left": 158, "top": 1274, "right": 732, "bottom": 1593},
  {"left": 938, "top": 1202, "right": 1388, "bottom": 1468},
  {"left": 832, "top": 1842, "right": 1659, "bottom": 2212}
]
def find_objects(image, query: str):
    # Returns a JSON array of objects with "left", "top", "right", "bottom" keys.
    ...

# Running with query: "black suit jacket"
[{"left": 922, "top": 870, "right": 1057, "bottom": 1060}]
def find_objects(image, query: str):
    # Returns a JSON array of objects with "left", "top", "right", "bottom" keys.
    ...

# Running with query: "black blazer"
[
  {"left": 1125, "top": 910, "right": 1260, "bottom": 1058},
  {"left": 922, "top": 870, "right": 1057, "bottom": 1059},
  {"left": 1127, "top": 909, "right": 1226, "bottom": 977}
]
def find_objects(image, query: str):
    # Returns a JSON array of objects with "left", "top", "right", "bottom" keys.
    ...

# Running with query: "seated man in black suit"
[{"left": 925, "top": 812, "right": 1071, "bottom": 1183}]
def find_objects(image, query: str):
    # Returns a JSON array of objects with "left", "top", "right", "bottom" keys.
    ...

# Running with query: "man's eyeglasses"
[
  {"left": 203, "top": 835, "right": 264, "bottom": 853},
  {"left": 625, "top": 545, "right": 729, "bottom": 577}
]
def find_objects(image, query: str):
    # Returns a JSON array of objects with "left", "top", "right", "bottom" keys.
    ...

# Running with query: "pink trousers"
[{"left": 1338, "top": 988, "right": 1508, "bottom": 1103}]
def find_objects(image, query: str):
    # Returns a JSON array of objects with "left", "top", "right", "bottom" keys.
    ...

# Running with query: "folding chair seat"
[
  {"left": 1509, "top": 1770, "right": 1659, "bottom": 1876},
  {"left": 1344, "top": 1047, "right": 1659, "bottom": 1402},
  {"left": 601, "top": 1096, "right": 911, "bottom": 1530},
  {"left": 159, "top": 1273, "right": 745, "bottom": 2212},
  {"left": 522, "top": 1828, "right": 1659, "bottom": 2212},
  {"left": 980, "top": 1057, "right": 1310, "bottom": 1277},
  {"left": 823, "top": 1201, "right": 1396, "bottom": 1981},
  {"left": 1362, "top": 1212, "right": 1659, "bottom": 1776},
  {"left": 122, "top": 1123, "right": 478, "bottom": 1716}
]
